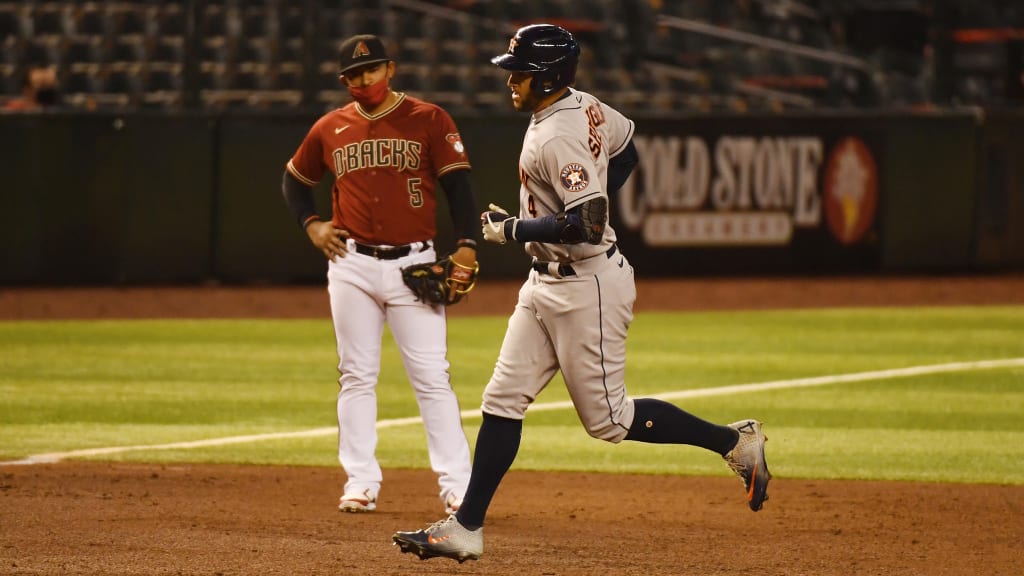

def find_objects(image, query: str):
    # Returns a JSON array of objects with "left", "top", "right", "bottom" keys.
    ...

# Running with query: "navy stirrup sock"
[
  {"left": 624, "top": 398, "right": 738, "bottom": 455},
  {"left": 455, "top": 412, "right": 522, "bottom": 530}
]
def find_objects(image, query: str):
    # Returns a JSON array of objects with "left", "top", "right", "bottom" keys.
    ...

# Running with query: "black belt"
[
  {"left": 354, "top": 241, "right": 430, "bottom": 260},
  {"left": 531, "top": 244, "right": 617, "bottom": 276}
]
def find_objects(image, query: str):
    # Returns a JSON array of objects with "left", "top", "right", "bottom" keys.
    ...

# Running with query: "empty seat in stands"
[
  {"left": 201, "top": 37, "right": 232, "bottom": 63},
  {"left": 71, "top": 4, "right": 107, "bottom": 36},
  {"left": 340, "top": 8, "right": 380, "bottom": 38},
  {"left": 199, "top": 63, "right": 229, "bottom": 91},
  {"left": 143, "top": 66, "right": 181, "bottom": 92},
  {"left": 241, "top": 6, "right": 269, "bottom": 39},
  {"left": 231, "top": 65, "right": 262, "bottom": 91},
  {"left": 24, "top": 37, "right": 61, "bottom": 65},
  {"left": 389, "top": 9, "right": 422, "bottom": 40},
  {"left": 110, "top": 5, "right": 146, "bottom": 36},
  {"left": 271, "top": 64, "right": 303, "bottom": 91},
  {"left": 64, "top": 36, "right": 103, "bottom": 65},
  {"left": 110, "top": 36, "right": 147, "bottom": 63},
  {"left": 0, "top": 5, "right": 23, "bottom": 38},
  {"left": 31, "top": 4, "right": 69, "bottom": 36},
  {"left": 279, "top": 38, "right": 303, "bottom": 63},
  {"left": 393, "top": 65, "right": 428, "bottom": 93},
  {"left": 156, "top": 5, "right": 185, "bottom": 36},
  {"left": 148, "top": 37, "right": 184, "bottom": 64},
  {"left": 103, "top": 68, "right": 139, "bottom": 94},
  {"left": 64, "top": 66, "right": 101, "bottom": 95},
  {"left": 280, "top": 7, "right": 304, "bottom": 39},
  {"left": 316, "top": 66, "right": 341, "bottom": 91},
  {"left": 200, "top": 6, "right": 229, "bottom": 38},
  {"left": 438, "top": 38, "right": 472, "bottom": 66}
]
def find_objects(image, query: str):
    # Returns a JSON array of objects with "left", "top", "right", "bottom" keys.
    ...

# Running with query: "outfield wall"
[{"left": 1, "top": 110, "right": 1020, "bottom": 284}]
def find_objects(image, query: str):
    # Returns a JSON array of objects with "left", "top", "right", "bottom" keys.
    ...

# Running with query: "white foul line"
[{"left": 3, "top": 357, "right": 1023, "bottom": 466}]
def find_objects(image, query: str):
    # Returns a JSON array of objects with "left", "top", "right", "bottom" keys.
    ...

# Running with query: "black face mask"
[{"left": 35, "top": 88, "right": 58, "bottom": 106}]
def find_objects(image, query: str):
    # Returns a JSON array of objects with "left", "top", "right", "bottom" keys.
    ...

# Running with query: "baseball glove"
[{"left": 401, "top": 253, "right": 479, "bottom": 305}]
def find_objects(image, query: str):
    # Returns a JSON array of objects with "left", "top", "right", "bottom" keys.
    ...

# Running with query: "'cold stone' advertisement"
[{"left": 612, "top": 122, "right": 881, "bottom": 276}]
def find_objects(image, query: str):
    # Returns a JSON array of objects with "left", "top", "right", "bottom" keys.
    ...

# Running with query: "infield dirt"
[{"left": 1, "top": 275, "right": 1022, "bottom": 575}]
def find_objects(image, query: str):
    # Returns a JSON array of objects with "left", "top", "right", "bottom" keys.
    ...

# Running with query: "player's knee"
[{"left": 583, "top": 419, "right": 629, "bottom": 444}]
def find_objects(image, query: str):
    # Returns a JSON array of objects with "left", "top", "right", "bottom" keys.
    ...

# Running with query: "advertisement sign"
[{"left": 613, "top": 118, "right": 882, "bottom": 275}]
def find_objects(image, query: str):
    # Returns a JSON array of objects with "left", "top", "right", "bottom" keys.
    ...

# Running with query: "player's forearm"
[
  {"left": 281, "top": 170, "right": 319, "bottom": 228},
  {"left": 498, "top": 198, "right": 606, "bottom": 245},
  {"left": 439, "top": 170, "right": 479, "bottom": 242}
]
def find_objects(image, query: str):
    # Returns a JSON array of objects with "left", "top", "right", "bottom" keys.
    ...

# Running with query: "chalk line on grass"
[{"left": 3, "top": 357, "right": 1023, "bottom": 466}]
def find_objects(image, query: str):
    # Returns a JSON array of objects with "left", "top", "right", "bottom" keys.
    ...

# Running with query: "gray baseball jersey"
[
  {"left": 517, "top": 89, "right": 635, "bottom": 262},
  {"left": 482, "top": 89, "right": 639, "bottom": 443}
]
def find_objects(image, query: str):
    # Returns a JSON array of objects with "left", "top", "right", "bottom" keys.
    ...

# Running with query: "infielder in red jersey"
[
  {"left": 281, "top": 34, "right": 477, "bottom": 515},
  {"left": 394, "top": 24, "right": 772, "bottom": 563}
]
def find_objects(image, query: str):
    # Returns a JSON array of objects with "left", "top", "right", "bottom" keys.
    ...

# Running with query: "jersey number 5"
[{"left": 407, "top": 178, "right": 423, "bottom": 207}]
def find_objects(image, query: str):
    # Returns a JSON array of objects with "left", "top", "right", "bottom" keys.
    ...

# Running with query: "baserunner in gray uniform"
[{"left": 393, "top": 24, "right": 772, "bottom": 564}]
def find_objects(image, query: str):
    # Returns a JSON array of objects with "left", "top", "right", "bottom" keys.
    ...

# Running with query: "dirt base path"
[
  {"left": 1, "top": 463, "right": 1020, "bottom": 576},
  {"left": 1, "top": 276, "right": 1023, "bottom": 575}
]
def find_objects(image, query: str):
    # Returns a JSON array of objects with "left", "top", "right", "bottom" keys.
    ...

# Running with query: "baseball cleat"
[
  {"left": 444, "top": 493, "right": 463, "bottom": 515},
  {"left": 338, "top": 489, "right": 377, "bottom": 513},
  {"left": 393, "top": 515, "right": 483, "bottom": 563},
  {"left": 724, "top": 419, "right": 772, "bottom": 511}
]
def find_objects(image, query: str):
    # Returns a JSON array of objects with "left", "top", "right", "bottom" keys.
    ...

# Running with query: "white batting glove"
[{"left": 481, "top": 203, "right": 516, "bottom": 244}]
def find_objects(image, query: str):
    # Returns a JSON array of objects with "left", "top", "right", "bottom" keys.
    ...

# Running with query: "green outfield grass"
[{"left": 1, "top": 307, "right": 1023, "bottom": 484}]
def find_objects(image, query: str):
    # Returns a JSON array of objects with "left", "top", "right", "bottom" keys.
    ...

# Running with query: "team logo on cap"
[
  {"left": 445, "top": 133, "right": 465, "bottom": 154},
  {"left": 559, "top": 163, "right": 589, "bottom": 192},
  {"left": 508, "top": 37, "right": 518, "bottom": 53},
  {"left": 353, "top": 41, "right": 371, "bottom": 58}
]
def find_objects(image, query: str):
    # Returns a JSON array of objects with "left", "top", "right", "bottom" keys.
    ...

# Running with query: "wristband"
[
  {"left": 503, "top": 218, "right": 519, "bottom": 242},
  {"left": 302, "top": 215, "right": 321, "bottom": 229}
]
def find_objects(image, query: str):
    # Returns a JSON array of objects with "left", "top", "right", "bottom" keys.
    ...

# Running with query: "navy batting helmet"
[{"left": 491, "top": 24, "right": 580, "bottom": 95}]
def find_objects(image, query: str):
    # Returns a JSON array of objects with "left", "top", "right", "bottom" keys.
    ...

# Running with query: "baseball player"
[
  {"left": 393, "top": 24, "right": 771, "bottom": 563},
  {"left": 281, "top": 34, "right": 477, "bottom": 515}
]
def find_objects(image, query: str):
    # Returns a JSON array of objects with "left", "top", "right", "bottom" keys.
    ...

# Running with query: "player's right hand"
[
  {"left": 307, "top": 220, "right": 350, "bottom": 260},
  {"left": 481, "top": 203, "right": 514, "bottom": 244}
]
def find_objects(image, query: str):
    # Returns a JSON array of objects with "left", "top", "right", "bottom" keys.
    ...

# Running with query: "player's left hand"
[{"left": 481, "top": 203, "right": 516, "bottom": 244}]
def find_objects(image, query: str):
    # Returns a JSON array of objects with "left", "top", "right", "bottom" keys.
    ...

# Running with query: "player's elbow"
[
  {"left": 579, "top": 197, "right": 607, "bottom": 244},
  {"left": 558, "top": 197, "right": 607, "bottom": 244}
]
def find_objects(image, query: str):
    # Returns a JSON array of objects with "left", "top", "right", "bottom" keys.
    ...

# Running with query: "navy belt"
[
  {"left": 354, "top": 241, "right": 430, "bottom": 260},
  {"left": 531, "top": 244, "right": 618, "bottom": 276}
]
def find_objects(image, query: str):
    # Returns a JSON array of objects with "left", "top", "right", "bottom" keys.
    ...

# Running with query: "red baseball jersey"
[{"left": 286, "top": 93, "right": 471, "bottom": 245}]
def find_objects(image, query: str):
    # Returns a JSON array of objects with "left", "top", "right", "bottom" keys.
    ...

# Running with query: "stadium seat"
[
  {"left": 110, "top": 4, "right": 147, "bottom": 36},
  {"left": 30, "top": 3, "right": 69, "bottom": 36},
  {"left": 0, "top": 4, "right": 23, "bottom": 38},
  {"left": 148, "top": 37, "right": 184, "bottom": 64},
  {"left": 70, "top": 4, "right": 107, "bottom": 36},
  {"left": 143, "top": 64, "right": 182, "bottom": 93},
  {"left": 64, "top": 36, "right": 103, "bottom": 65},
  {"left": 156, "top": 4, "right": 186, "bottom": 37},
  {"left": 110, "top": 36, "right": 147, "bottom": 63}
]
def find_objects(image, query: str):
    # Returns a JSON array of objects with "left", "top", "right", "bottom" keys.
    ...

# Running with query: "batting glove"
[{"left": 481, "top": 203, "right": 517, "bottom": 244}]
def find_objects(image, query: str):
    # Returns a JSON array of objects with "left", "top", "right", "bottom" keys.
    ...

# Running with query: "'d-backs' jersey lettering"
[
  {"left": 286, "top": 93, "right": 471, "bottom": 245},
  {"left": 516, "top": 90, "right": 634, "bottom": 262}
]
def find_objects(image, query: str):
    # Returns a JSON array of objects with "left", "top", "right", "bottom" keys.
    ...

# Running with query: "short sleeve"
[
  {"left": 286, "top": 118, "right": 327, "bottom": 186},
  {"left": 429, "top": 107, "right": 472, "bottom": 177},
  {"left": 602, "top": 102, "right": 635, "bottom": 158},
  {"left": 539, "top": 135, "right": 603, "bottom": 211}
]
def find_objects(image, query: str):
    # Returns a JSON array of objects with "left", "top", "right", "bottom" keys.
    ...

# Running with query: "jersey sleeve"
[
  {"left": 601, "top": 102, "right": 635, "bottom": 158},
  {"left": 286, "top": 117, "right": 328, "bottom": 186},
  {"left": 428, "top": 107, "right": 472, "bottom": 177},
  {"left": 539, "top": 135, "right": 603, "bottom": 212}
]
